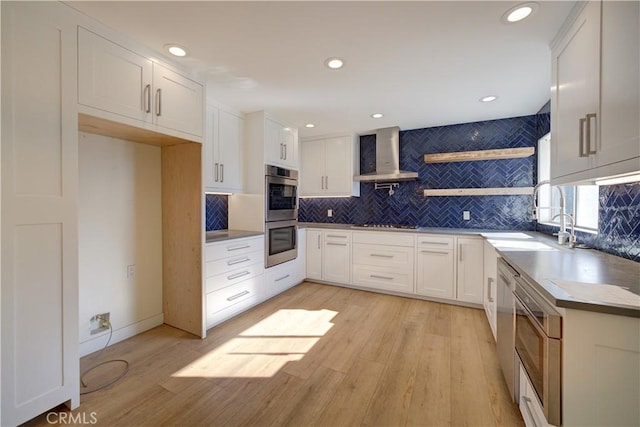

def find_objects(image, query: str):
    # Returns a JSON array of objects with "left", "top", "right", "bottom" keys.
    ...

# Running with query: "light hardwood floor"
[{"left": 25, "top": 282, "right": 524, "bottom": 426}]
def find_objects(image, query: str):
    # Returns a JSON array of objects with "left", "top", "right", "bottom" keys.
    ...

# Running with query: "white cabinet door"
[
  {"left": 152, "top": 63, "right": 203, "bottom": 137},
  {"left": 265, "top": 118, "right": 287, "bottom": 167},
  {"left": 483, "top": 241, "right": 498, "bottom": 340},
  {"left": 2, "top": 3, "right": 79, "bottom": 424},
  {"left": 551, "top": 1, "right": 600, "bottom": 180},
  {"left": 596, "top": 1, "right": 640, "bottom": 170},
  {"left": 294, "top": 228, "right": 307, "bottom": 283},
  {"left": 203, "top": 106, "right": 219, "bottom": 188},
  {"left": 324, "top": 136, "right": 353, "bottom": 196},
  {"left": 306, "top": 230, "right": 323, "bottom": 280},
  {"left": 300, "top": 139, "right": 326, "bottom": 195},
  {"left": 282, "top": 126, "right": 298, "bottom": 169},
  {"left": 78, "top": 27, "right": 152, "bottom": 123},
  {"left": 323, "top": 232, "right": 351, "bottom": 284},
  {"left": 456, "top": 237, "right": 484, "bottom": 304},
  {"left": 416, "top": 247, "right": 455, "bottom": 299},
  {"left": 217, "top": 109, "right": 244, "bottom": 192}
]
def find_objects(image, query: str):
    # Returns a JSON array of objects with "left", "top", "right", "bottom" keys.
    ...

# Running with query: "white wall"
[{"left": 78, "top": 131, "right": 163, "bottom": 356}]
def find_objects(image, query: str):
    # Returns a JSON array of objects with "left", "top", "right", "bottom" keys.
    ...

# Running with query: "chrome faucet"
[
  {"left": 552, "top": 213, "right": 577, "bottom": 248},
  {"left": 531, "top": 180, "right": 568, "bottom": 244}
]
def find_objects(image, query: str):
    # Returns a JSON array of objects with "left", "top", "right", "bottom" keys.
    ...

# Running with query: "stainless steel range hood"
[{"left": 354, "top": 126, "right": 418, "bottom": 182}]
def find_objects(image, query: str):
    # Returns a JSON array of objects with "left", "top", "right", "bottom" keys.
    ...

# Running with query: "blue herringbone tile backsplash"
[{"left": 206, "top": 195, "right": 228, "bottom": 231}]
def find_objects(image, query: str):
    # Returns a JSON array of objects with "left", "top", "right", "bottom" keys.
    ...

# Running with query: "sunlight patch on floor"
[{"left": 172, "top": 309, "right": 337, "bottom": 378}]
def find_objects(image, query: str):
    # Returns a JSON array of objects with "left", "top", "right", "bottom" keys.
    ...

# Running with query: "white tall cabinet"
[
  {"left": 1, "top": 2, "right": 80, "bottom": 425},
  {"left": 204, "top": 103, "right": 244, "bottom": 193}
]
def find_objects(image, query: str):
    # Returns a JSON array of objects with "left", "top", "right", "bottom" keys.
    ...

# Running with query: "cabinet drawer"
[
  {"left": 417, "top": 235, "right": 454, "bottom": 249},
  {"left": 353, "top": 231, "right": 415, "bottom": 247},
  {"left": 324, "top": 231, "right": 351, "bottom": 243},
  {"left": 265, "top": 261, "right": 298, "bottom": 298},
  {"left": 352, "top": 265, "right": 414, "bottom": 294},
  {"left": 206, "top": 236, "right": 264, "bottom": 261},
  {"left": 353, "top": 243, "right": 414, "bottom": 268},
  {"left": 519, "top": 365, "right": 549, "bottom": 427},
  {"left": 205, "top": 249, "right": 264, "bottom": 278},
  {"left": 206, "top": 275, "right": 262, "bottom": 317},
  {"left": 206, "top": 262, "right": 264, "bottom": 293}
]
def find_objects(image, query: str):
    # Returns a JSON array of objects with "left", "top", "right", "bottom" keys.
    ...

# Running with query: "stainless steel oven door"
[
  {"left": 265, "top": 220, "right": 297, "bottom": 268},
  {"left": 514, "top": 283, "right": 562, "bottom": 426},
  {"left": 265, "top": 175, "right": 298, "bottom": 222}
]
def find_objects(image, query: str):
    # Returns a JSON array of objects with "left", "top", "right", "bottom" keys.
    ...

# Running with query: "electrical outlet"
[
  {"left": 90, "top": 312, "right": 110, "bottom": 335},
  {"left": 126, "top": 264, "right": 136, "bottom": 279},
  {"left": 327, "top": 209, "right": 333, "bottom": 218},
  {"left": 463, "top": 211, "right": 471, "bottom": 221}
]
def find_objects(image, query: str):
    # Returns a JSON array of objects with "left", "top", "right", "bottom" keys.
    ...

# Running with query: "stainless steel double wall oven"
[{"left": 265, "top": 165, "right": 298, "bottom": 268}]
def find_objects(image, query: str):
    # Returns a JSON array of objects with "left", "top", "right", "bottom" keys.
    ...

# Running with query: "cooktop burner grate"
[{"left": 354, "top": 224, "right": 419, "bottom": 229}]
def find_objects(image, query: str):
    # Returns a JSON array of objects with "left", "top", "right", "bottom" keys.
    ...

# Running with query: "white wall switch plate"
[{"left": 463, "top": 211, "right": 471, "bottom": 221}]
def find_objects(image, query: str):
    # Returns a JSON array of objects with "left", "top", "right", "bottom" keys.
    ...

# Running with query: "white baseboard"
[{"left": 79, "top": 313, "right": 164, "bottom": 357}]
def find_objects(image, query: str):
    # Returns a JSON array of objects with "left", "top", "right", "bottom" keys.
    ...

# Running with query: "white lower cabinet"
[
  {"left": 483, "top": 240, "right": 498, "bottom": 340},
  {"left": 323, "top": 231, "right": 352, "bottom": 284},
  {"left": 294, "top": 228, "right": 307, "bottom": 283},
  {"left": 456, "top": 236, "right": 484, "bottom": 303},
  {"left": 265, "top": 261, "right": 299, "bottom": 299},
  {"left": 416, "top": 235, "right": 455, "bottom": 299},
  {"left": 519, "top": 364, "right": 550, "bottom": 427},
  {"left": 306, "top": 229, "right": 323, "bottom": 280}
]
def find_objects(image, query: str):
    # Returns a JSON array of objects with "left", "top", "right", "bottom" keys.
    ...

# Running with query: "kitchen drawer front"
[
  {"left": 519, "top": 364, "right": 549, "bottom": 427},
  {"left": 206, "top": 262, "right": 264, "bottom": 293},
  {"left": 264, "top": 261, "right": 298, "bottom": 298},
  {"left": 205, "top": 236, "right": 264, "bottom": 262},
  {"left": 324, "top": 231, "right": 351, "bottom": 243},
  {"left": 417, "top": 235, "right": 454, "bottom": 249},
  {"left": 352, "top": 265, "right": 414, "bottom": 294},
  {"left": 352, "top": 243, "right": 414, "bottom": 269},
  {"left": 353, "top": 231, "right": 415, "bottom": 247},
  {"left": 206, "top": 275, "right": 263, "bottom": 321},
  {"left": 205, "top": 249, "right": 264, "bottom": 278}
]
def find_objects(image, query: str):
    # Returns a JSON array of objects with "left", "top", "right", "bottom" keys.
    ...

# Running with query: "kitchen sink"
[
  {"left": 480, "top": 232, "right": 533, "bottom": 240},
  {"left": 487, "top": 239, "right": 557, "bottom": 251}
]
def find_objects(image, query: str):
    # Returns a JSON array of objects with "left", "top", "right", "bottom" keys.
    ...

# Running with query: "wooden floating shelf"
[
  {"left": 424, "top": 147, "right": 535, "bottom": 164},
  {"left": 423, "top": 187, "right": 534, "bottom": 197}
]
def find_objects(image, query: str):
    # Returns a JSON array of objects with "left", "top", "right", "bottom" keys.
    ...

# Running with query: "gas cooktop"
[{"left": 353, "top": 224, "right": 419, "bottom": 230}]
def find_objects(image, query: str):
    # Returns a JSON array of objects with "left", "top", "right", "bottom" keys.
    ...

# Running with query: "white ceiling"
[{"left": 67, "top": 1, "right": 576, "bottom": 138}]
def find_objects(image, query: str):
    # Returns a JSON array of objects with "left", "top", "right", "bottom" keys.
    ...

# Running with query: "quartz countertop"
[{"left": 205, "top": 229, "right": 264, "bottom": 243}]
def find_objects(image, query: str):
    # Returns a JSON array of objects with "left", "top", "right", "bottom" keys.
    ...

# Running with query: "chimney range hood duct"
[{"left": 354, "top": 126, "right": 418, "bottom": 182}]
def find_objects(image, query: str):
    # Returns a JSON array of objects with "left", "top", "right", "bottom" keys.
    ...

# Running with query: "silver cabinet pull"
[
  {"left": 144, "top": 84, "right": 151, "bottom": 113},
  {"left": 579, "top": 117, "right": 588, "bottom": 157},
  {"left": 522, "top": 397, "right": 537, "bottom": 426},
  {"left": 459, "top": 244, "right": 463, "bottom": 262},
  {"left": 321, "top": 176, "right": 325, "bottom": 190},
  {"left": 585, "top": 113, "right": 597, "bottom": 154},
  {"left": 220, "top": 164, "right": 224, "bottom": 182},
  {"left": 370, "top": 274, "right": 393, "bottom": 280},
  {"left": 325, "top": 175, "right": 328, "bottom": 189},
  {"left": 280, "top": 143, "right": 284, "bottom": 160},
  {"left": 317, "top": 234, "right": 321, "bottom": 249},
  {"left": 283, "top": 144, "right": 287, "bottom": 160},
  {"left": 214, "top": 163, "right": 219, "bottom": 182},
  {"left": 487, "top": 277, "right": 494, "bottom": 302},
  {"left": 227, "top": 290, "right": 250, "bottom": 301},
  {"left": 421, "top": 250, "right": 449, "bottom": 255},
  {"left": 421, "top": 241, "right": 448, "bottom": 245},
  {"left": 227, "top": 244, "right": 251, "bottom": 251},
  {"left": 227, "top": 257, "right": 250, "bottom": 266},
  {"left": 326, "top": 242, "right": 347, "bottom": 246},
  {"left": 326, "top": 234, "right": 347, "bottom": 238},
  {"left": 371, "top": 253, "right": 393, "bottom": 258},
  {"left": 275, "top": 274, "right": 290, "bottom": 282},
  {"left": 227, "top": 270, "right": 250, "bottom": 281},
  {"left": 155, "top": 88, "right": 162, "bottom": 116}
]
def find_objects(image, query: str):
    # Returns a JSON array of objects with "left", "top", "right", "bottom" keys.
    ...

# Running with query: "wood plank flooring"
[{"left": 24, "top": 282, "right": 524, "bottom": 427}]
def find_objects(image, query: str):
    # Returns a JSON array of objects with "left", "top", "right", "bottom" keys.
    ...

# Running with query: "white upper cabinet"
[
  {"left": 551, "top": 1, "right": 639, "bottom": 184},
  {"left": 300, "top": 134, "right": 360, "bottom": 197},
  {"left": 265, "top": 117, "right": 298, "bottom": 169},
  {"left": 204, "top": 104, "right": 244, "bottom": 193},
  {"left": 78, "top": 27, "right": 204, "bottom": 141}
]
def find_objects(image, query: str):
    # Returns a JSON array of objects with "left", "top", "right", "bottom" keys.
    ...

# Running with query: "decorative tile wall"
[
  {"left": 299, "top": 115, "right": 538, "bottom": 230},
  {"left": 206, "top": 194, "right": 228, "bottom": 231}
]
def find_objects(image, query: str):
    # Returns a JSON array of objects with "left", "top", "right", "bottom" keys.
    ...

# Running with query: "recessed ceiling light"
[
  {"left": 502, "top": 2, "right": 538, "bottom": 24},
  {"left": 480, "top": 95, "right": 498, "bottom": 103},
  {"left": 165, "top": 44, "right": 187, "bottom": 57},
  {"left": 305, "top": 123, "right": 315, "bottom": 128},
  {"left": 371, "top": 113, "right": 384, "bottom": 119},
  {"left": 325, "top": 57, "right": 344, "bottom": 69}
]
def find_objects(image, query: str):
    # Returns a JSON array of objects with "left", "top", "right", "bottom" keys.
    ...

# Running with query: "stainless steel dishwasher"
[{"left": 496, "top": 257, "right": 519, "bottom": 401}]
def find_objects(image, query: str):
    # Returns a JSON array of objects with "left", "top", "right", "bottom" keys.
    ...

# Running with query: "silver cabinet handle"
[
  {"left": 283, "top": 144, "right": 287, "bottom": 160},
  {"left": 214, "top": 163, "right": 219, "bottom": 182},
  {"left": 227, "top": 244, "right": 251, "bottom": 251},
  {"left": 227, "top": 257, "right": 250, "bottom": 266},
  {"left": 459, "top": 244, "right": 463, "bottom": 262},
  {"left": 227, "top": 290, "right": 250, "bottom": 301},
  {"left": 275, "top": 274, "right": 290, "bottom": 282},
  {"left": 155, "top": 88, "right": 162, "bottom": 116},
  {"left": 586, "top": 113, "right": 597, "bottom": 154},
  {"left": 421, "top": 241, "right": 448, "bottom": 245},
  {"left": 522, "top": 397, "right": 538, "bottom": 426},
  {"left": 579, "top": 117, "right": 588, "bottom": 157},
  {"left": 321, "top": 176, "right": 325, "bottom": 190},
  {"left": 227, "top": 270, "right": 250, "bottom": 281},
  {"left": 487, "top": 277, "right": 494, "bottom": 302},
  {"left": 326, "top": 234, "right": 347, "bottom": 238},
  {"left": 317, "top": 234, "right": 321, "bottom": 249},
  {"left": 326, "top": 242, "right": 347, "bottom": 246},
  {"left": 371, "top": 254, "right": 393, "bottom": 258},
  {"left": 280, "top": 143, "right": 284, "bottom": 160},
  {"left": 371, "top": 274, "right": 393, "bottom": 280},
  {"left": 144, "top": 84, "right": 151, "bottom": 113},
  {"left": 421, "top": 250, "right": 449, "bottom": 255},
  {"left": 220, "top": 164, "right": 224, "bottom": 182}
]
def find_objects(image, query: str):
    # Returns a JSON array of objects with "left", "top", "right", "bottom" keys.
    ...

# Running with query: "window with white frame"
[{"left": 536, "top": 133, "right": 599, "bottom": 232}]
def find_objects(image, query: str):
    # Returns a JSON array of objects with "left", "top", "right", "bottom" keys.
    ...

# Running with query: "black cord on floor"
[{"left": 80, "top": 321, "right": 130, "bottom": 395}]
